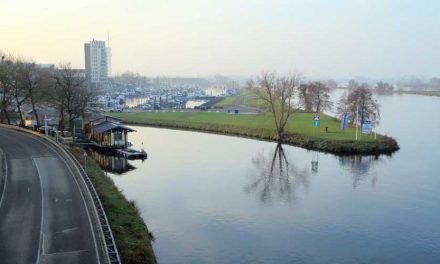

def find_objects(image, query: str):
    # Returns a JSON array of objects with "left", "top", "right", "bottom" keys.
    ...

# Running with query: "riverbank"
[
  {"left": 395, "top": 90, "right": 440, "bottom": 97},
  {"left": 70, "top": 147, "right": 157, "bottom": 264},
  {"left": 109, "top": 112, "right": 399, "bottom": 155}
]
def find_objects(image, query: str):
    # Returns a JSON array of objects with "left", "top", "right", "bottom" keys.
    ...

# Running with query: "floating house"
[{"left": 84, "top": 116, "right": 134, "bottom": 149}]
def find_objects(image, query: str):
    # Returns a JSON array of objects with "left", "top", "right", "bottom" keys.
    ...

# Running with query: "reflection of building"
[
  {"left": 87, "top": 147, "right": 136, "bottom": 175},
  {"left": 84, "top": 116, "right": 134, "bottom": 149}
]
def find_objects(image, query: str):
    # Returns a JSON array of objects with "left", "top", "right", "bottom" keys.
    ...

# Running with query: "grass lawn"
[
  {"left": 242, "top": 90, "right": 265, "bottom": 108},
  {"left": 110, "top": 111, "right": 374, "bottom": 142},
  {"left": 109, "top": 111, "right": 398, "bottom": 154},
  {"left": 213, "top": 94, "right": 240, "bottom": 108},
  {"left": 214, "top": 90, "right": 270, "bottom": 109}
]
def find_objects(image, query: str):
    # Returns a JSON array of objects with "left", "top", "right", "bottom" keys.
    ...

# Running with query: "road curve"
[{"left": 0, "top": 127, "right": 99, "bottom": 264}]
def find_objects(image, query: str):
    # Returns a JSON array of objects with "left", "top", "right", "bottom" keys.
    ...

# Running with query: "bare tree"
[
  {"left": 0, "top": 55, "right": 15, "bottom": 124},
  {"left": 10, "top": 60, "right": 35, "bottom": 126},
  {"left": 248, "top": 72, "right": 300, "bottom": 142},
  {"left": 299, "top": 82, "right": 333, "bottom": 113},
  {"left": 51, "top": 62, "right": 91, "bottom": 133},
  {"left": 375, "top": 81, "right": 394, "bottom": 94},
  {"left": 19, "top": 62, "right": 52, "bottom": 126},
  {"left": 337, "top": 84, "right": 379, "bottom": 125},
  {"left": 310, "top": 82, "right": 333, "bottom": 113},
  {"left": 298, "top": 83, "right": 313, "bottom": 112}
]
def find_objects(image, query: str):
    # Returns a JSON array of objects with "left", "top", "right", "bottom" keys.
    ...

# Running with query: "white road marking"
[
  {"left": 0, "top": 149, "right": 8, "bottom": 209},
  {"left": 43, "top": 249, "right": 90, "bottom": 256},
  {"left": 41, "top": 233, "right": 45, "bottom": 255},
  {"left": 32, "top": 138, "right": 101, "bottom": 264},
  {"left": 55, "top": 226, "right": 78, "bottom": 234},
  {"left": 32, "top": 158, "right": 44, "bottom": 264}
]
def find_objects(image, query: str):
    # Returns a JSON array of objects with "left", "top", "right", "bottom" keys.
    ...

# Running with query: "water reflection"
[
  {"left": 245, "top": 144, "right": 309, "bottom": 204},
  {"left": 86, "top": 147, "right": 137, "bottom": 175},
  {"left": 311, "top": 152, "right": 319, "bottom": 174},
  {"left": 338, "top": 155, "right": 383, "bottom": 188}
]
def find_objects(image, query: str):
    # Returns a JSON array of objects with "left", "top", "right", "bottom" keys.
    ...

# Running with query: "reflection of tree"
[
  {"left": 338, "top": 155, "right": 382, "bottom": 188},
  {"left": 244, "top": 144, "right": 309, "bottom": 204}
]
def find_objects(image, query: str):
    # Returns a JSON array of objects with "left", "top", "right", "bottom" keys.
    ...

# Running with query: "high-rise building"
[
  {"left": 107, "top": 33, "right": 112, "bottom": 77},
  {"left": 84, "top": 40, "right": 109, "bottom": 84},
  {"left": 106, "top": 46, "right": 112, "bottom": 77}
]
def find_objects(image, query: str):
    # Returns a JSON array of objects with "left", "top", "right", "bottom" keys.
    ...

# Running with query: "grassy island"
[{"left": 109, "top": 112, "right": 399, "bottom": 155}]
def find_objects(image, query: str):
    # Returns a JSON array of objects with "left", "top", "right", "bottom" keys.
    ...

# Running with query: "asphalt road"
[{"left": 0, "top": 127, "right": 99, "bottom": 264}]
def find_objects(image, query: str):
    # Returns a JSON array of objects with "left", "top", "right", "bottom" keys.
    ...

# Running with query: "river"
[{"left": 103, "top": 92, "right": 440, "bottom": 263}]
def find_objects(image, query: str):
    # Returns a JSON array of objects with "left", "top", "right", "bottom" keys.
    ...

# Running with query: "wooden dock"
[{"left": 116, "top": 148, "right": 148, "bottom": 160}]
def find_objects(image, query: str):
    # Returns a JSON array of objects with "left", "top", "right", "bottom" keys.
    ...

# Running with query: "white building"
[
  {"left": 106, "top": 46, "right": 112, "bottom": 76},
  {"left": 84, "top": 40, "right": 109, "bottom": 84}
]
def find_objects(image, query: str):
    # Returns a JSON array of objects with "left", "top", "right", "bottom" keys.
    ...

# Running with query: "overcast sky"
[{"left": 1, "top": 0, "right": 439, "bottom": 78}]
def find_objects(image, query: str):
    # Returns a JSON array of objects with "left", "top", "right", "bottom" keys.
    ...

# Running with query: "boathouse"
[{"left": 85, "top": 116, "right": 134, "bottom": 149}]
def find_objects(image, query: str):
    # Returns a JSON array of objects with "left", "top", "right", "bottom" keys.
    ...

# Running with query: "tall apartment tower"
[
  {"left": 107, "top": 33, "right": 112, "bottom": 76},
  {"left": 84, "top": 40, "right": 108, "bottom": 84}
]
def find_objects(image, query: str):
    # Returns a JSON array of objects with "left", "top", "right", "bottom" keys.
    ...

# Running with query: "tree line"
[
  {"left": 0, "top": 53, "right": 92, "bottom": 132},
  {"left": 248, "top": 72, "right": 379, "bottom": 143}
]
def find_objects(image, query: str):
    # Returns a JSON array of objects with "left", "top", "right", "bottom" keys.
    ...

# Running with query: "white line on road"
[
  {"left": 43, "top": 249, "right": 90, "bottom": 256},
  {"left": 32, "top": 138, "right": 100, "bottom": 264},
  {"left": 14, "top": 131, "right": 101, "bottom": 264},
  {"left": 32, "top": 158, "right": 45, "bottom": 264},
  {"left": 0, "top": 149, "right": 8, "bottom": 209},
  {"left": 42, "top": 233, "right": 45, "bottom": 256}
]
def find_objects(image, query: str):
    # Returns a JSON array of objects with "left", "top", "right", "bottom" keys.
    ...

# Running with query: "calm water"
[{"left": 106, "top": 93, "right": 440, "bottom": 264}]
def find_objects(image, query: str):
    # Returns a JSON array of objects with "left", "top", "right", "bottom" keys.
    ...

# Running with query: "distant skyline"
[{"left": 1, "top": 0, "right": 440, "bottom": 78}]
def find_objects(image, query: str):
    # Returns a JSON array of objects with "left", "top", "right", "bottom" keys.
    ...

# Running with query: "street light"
[{"left": 83, "top": 151, "right": 88, "bottom": 171}]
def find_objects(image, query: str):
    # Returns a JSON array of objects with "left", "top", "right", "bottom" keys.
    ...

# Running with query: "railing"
[
  {"left": 62, "top": 147, "right": 121, "bottom": 264},
  {"left": 0, "top": 125, "right": 121, "bottom": 264}
]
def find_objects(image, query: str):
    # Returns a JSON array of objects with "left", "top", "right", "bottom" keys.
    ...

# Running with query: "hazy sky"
[{"left": 1, "top": 0, "right": 440, "bottom": 78}]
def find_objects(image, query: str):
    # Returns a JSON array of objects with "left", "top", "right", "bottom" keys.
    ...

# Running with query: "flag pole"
[
  {"left": 374, "top": 122, "right": 377, "bottom": 140},
  {"left": 355, "top": 105, "right": 359, "bottom": 141}
]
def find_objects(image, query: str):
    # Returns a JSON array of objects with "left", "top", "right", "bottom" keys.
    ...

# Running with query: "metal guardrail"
[
  {"left": 63, "top": 148, "right": 121, "bottom": 264},
  {"left": 0, "top": 125, "right": 121, "bottom": 264}
]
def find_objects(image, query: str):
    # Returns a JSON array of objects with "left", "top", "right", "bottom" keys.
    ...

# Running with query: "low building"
[{"left": 84, "top": 116, "right": 134, "bottom": 149}]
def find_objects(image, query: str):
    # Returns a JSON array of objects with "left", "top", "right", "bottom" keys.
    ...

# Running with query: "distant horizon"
[
  {"left": 3, "top": 50, "right": 439, "bottom": 84},
  {"left": 2, "top": 0, "right": 440, "bottom": 79}
]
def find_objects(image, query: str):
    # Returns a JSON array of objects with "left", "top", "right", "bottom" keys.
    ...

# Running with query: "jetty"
[{"left": 116, "top": 148, "right": 148, "bottom": 160}]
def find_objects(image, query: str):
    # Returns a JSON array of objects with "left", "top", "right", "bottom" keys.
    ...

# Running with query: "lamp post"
[
  {"left": 83, "top": 151, "right": 88, "bottom": 171},
  {"left": 44, "top": 115, "right": 51, "bottom": 136}
]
